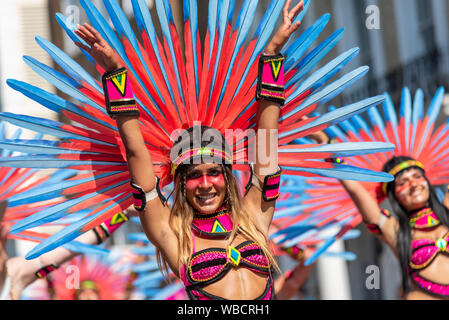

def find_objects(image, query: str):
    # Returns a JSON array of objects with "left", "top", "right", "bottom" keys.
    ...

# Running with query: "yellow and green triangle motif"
[
  {"left": 111, "top": 73, "right": 127, "bottom": 96},
  {"left": 110, "top": 212, "right": 128, "bottom": 226},
  {"left": 270, "top": 60, "right": 282, "bottom": 81},
  {"left": 211, "top": 218, "right": 226, "bottom": 233}
]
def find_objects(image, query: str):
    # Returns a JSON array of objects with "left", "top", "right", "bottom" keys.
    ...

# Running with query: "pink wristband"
[
  {"left": 102, "top": 68, "right": 139, "bottom": 117},
  {"left": 256, "top": 54, "right": 286, "bottom": 105},
  {"left": 35, "top": 264, "right": 59, "bottom": 279}
]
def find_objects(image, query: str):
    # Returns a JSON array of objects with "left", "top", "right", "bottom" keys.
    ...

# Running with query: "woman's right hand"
[{"left": 74, "top": 23, "right": 122, "bottom": 72}]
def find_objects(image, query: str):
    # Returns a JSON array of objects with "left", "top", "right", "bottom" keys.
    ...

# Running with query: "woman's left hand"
[{"left": 265, "top": 0, "right": 304, "bottom": 55}]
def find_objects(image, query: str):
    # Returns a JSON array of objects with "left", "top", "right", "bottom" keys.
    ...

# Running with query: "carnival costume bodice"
[
  {"left": 408, "top": 208, "right": 449, "bottom": 297},
  {"left": 180, "top": 208, "right": 273, "bottom": 300}
]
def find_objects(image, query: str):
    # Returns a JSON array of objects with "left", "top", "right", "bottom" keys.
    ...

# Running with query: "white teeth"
[{"left": 197, "top": 194, "right": 215, "bottom": 201}]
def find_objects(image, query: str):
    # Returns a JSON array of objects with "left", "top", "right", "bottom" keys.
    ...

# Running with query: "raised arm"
[
  {"left": 244, "top": 0, "right": 304, "bottom": 233},
  {"left": 74, "top": 24, "right": 176, "bottom": 266},
  {"left": 254, "top": 0, "right": 303, "bottom": 177},
  {"left": 340, "top": 179, "right": 398, "bottom": 253},
  {"left": 74, "top": 23, "right": 156, "bottom": 191}
]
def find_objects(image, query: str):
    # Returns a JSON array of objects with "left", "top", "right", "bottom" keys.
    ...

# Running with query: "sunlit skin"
[
  {"left": 184, "top": 164, "right": 227, "bottom": 214},
  {"left": 394, "top": 168, "right": 430, "bottom": 212}
]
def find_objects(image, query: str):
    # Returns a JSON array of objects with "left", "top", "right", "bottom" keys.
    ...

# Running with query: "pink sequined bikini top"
[
  {"left": 410, "top": 231, "right": 449, "bottom": 270},
  {"left": 409, "top": 208, "right": 447, "bottom": 270},
  {"left": 408, "top": 208, "right": 449, "bottom": 297},
  {"left": 180, "top": 209, "right": 273, "bottom": 300}
]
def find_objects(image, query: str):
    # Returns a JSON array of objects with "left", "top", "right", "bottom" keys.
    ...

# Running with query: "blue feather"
[
  {"left": 184, "top": 0, "right": 200, "bottom": 99},
  {"left": 281, "top": 163, "right": 393, "bottom": 182},
  {"left": 103, "top": 0, "right": 167, "bottom": 112},
  {"left": 280, "top": 67, "right": 371, "bottom": 122},
  {"left": 399, "top": 87, "right": 412, "bottom": 151},
  {"left": 287, "top": 29, "right": 345, "bottom": 87},
  {"left": 287, "top": 48, "right": 359, "bottom": 103},
  {"left": 63, "top": 241, "right": 109, "bottom": 256},
  {"left": 25, "top": 198, "right": 128, "bottom": 259},
  {"left": 22, "top": 56, "right": 108, "bottom": 115},
  {"left": 55, "top": 13, "right": 95, "bottom": 65},
  {"left": 154, "top": 0, "right": 185, "bottom": 105},
  {"left": 284, "top": 14, "right": 330, "bottom": 71},
  {"left": 280, "top": 95, "right": 385, "bottom": 138},
  {"left": 410, "top": 88, "right": 424, "bottom": 154},
  {"left": 0, "top": 111, "right": 115, "bottom": 146},
  {"left": 35, "top": 36, "right": 101, "bottom": 92}
]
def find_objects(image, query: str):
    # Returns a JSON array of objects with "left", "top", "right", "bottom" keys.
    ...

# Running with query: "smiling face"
[
  {"left": 394, "top": 168, "right": 429, "bottom": 212},
  {"left": 184, "top": 163, "right": 227, "bottom": 214}
]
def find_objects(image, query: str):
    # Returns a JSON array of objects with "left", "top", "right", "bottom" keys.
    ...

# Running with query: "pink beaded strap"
[
  {"left": 102, "top": 67, "right": 139, "bottom": 117},
  {"left": 256, "top": 54, "right": 286, "bottom": 106}
]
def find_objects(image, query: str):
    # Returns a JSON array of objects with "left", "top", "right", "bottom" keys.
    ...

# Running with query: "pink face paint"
[
  {"left": 395, "top": 176, "right": 428, "bottom": 201},
  {"left": 185, "top": 173, "right": 225, "bottom": 190}
]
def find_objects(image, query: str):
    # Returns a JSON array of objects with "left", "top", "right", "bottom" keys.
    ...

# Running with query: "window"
[{"left": 415, "top": 0, "right": 436, "bottom": 52}]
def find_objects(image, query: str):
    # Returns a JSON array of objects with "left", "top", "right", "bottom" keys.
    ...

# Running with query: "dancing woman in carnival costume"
[
  {"left": 75, "top": 0, "right": 307, "bottom": 300},
  {"left": 0, "top": 0, "right": 395, "bottom": 300},
  {"left": 312, "top": 87, "right": 449, "bottom": 299}
]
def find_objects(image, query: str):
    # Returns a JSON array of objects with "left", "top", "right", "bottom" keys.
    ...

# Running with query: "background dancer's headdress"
[
  {"left": 282, "top": 87, "right": 449, "bottom": 265},
  {"left": 270, "top": 175, "right": 359, "bottom": 265},
  {"left": 0, "top": 0, "right": 394, "bottom": 259},
  {"left": 49, "top": 255, "right": 129, "bottom": 300},
  {"left": 127, "top": 230, "right": 186, "bottom": 300},
  {"left": 0, "top": 123, "right": 109, "bottom": 257},
  {"left": 326, "top": 87, "right": 449, "bottom": 201},
  {"left": 233, "top": 170, "right": 359, "bottom": 265}
]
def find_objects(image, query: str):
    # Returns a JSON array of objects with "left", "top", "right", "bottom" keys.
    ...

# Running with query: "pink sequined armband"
[
  {"left": 102, "top": 67, "right": 139, "bottom": 117},
  {"left": 130, "top": 177, "right": 166, "bottom": 212},
  {"left": 256, "top": 54, "right": 286, "bottom": 106},
  {"left": 262, "top": 168, "right": 282, "bottom": 202},
  {"left": 245, "top": 164, "right": 282, "bottom": 202}
]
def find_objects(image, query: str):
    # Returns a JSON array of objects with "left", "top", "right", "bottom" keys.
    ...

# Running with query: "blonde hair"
[{"left": 156, "top": 164, "right": 279, "bottom": 278}]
